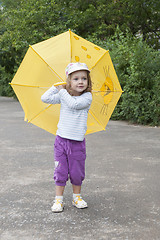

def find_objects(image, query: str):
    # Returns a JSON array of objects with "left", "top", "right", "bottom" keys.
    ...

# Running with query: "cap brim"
[{"left": 68, "top": 67, "right": 90, "bottom": 75}]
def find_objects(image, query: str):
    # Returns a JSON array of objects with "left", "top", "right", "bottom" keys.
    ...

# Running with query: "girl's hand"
[{"left": 56, "top": 85, "right": 64, "bottom": 91}]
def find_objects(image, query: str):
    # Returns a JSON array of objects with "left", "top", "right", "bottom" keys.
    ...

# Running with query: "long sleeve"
[
  {"left": 59, "top": 89, "right": 92, "bottom": 110},
  {"left": 41, "top": 86, "right": 60, "bottom": 104},
  {"left": 41, "top": 86, "right": 92, "bottom": 141}
]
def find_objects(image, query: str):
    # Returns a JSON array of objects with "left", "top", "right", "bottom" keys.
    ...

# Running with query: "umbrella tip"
[{"left": 24, "top": 116, "right": 28, "bottom": 122}]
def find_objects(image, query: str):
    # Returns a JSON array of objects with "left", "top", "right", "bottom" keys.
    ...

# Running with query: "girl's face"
[{"left": 70, "top": 70, "right": 88, "bottom": 96}]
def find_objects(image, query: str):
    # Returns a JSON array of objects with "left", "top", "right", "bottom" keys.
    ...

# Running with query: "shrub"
[{"left": 105, "top": 30, "right": 160, "bottom": 126}]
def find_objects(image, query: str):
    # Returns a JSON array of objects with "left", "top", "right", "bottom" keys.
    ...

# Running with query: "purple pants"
[{"left": 53, "top": 135, "right": 86, "bottom": 186}]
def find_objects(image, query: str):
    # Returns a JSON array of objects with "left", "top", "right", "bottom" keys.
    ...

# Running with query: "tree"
[
  {"left": 0, "top": 0, "right": 160, "bottom": 126},
  {"left": 0, "top": 0, "right": 69, "bottom": 95}
]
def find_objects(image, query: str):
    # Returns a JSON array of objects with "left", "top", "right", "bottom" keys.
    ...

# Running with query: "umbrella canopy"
[{"left": 10, "top": 30, "right": 122, "bottom": 135}]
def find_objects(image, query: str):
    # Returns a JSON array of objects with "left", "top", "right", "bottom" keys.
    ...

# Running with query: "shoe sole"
[
  {"left": 51, "top": 209, "right": 64, "bottom": 213},
  {"left": 72, "top": 202, "right": 88, "bottom": 209},
  {"left": 51, "top": 206, "right": 64, "bottom": 213}
]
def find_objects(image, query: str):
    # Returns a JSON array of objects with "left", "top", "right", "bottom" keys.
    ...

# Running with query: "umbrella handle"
[{"left": 54, "top": 82, "right": 67, "bottom": 86}]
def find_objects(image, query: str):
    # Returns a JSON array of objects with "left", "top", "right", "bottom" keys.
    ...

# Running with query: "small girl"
[{"left": 41, "top": 62, "right": 92, "bottom": 212}]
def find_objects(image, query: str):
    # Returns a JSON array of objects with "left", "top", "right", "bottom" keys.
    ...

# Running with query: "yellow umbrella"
[{"left": 10, "top": 30, "right": 122, "bottom": 135}]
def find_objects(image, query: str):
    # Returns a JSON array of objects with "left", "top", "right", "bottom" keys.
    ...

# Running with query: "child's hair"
[{"left": 65, "top": 71, "right": 92, "bottom": 96}]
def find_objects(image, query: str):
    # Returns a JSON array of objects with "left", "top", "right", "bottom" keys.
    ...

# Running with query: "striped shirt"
[{"left": 41, "top": 86, "right": 92, "bottom": 141}]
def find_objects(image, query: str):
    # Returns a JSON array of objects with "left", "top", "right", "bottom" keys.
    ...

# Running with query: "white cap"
[{"left": 65, "top": 62, "right": 90, "bottom": 77}]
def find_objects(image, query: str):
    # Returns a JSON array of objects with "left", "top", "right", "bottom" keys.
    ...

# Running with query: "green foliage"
[
  {"left": 103, "top": 30, "right": 160, "bottom": 126},
  {"left": 0, "top": 0, "right": 160, "bottom": 125}
]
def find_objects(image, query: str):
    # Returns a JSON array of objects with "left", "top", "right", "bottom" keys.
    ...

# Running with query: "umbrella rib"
[
  {"left": 89, "top": 109, "right": 106, "bottom": 131},
  {"left": 29, "top": 45, "right": 64, "bottom": 82},
  {"left": 10, "top": 83, "right": 49, "bottom": 89},
  {"left": 92, "top": 90, "right": 123, "bottom": 93},
  {"left": 28, "top": 104, "right": 52, "bottom": 123},
  {"left": 10, "top": 83, "right": 67, "bottom": 89},
  {"left": 69, "top": 29, "right": 72, "bottom": 62},
  {"left": 90, "top": 51, "right": 109, "bottom": 71}
]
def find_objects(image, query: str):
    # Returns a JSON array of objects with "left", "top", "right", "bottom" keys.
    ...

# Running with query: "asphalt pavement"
[{"left": 0, "top": 96, "right": 160, "bottom": 240}]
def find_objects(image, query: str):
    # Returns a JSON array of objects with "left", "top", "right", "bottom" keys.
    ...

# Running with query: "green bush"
[{"left": 103, "top": 30, "right": 160, "bottom": 126}]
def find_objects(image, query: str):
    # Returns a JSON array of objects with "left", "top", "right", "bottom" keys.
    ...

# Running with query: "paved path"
[{"left": 0, "top": 97, "right": 160, "bottom": 240}]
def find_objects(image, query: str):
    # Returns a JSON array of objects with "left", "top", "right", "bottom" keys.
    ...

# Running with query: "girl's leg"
[
  {"left": 56, "top": 185, "right": 65, "bottom": 196},
  {"left": 72, "top": 184, "right": 81, "bottom": 194},
  {"left": 51, "top": 186, "right": 65, "bottom": 212},
  {"left": 72, "top": 184, "right": 87, "bottom": 208}
]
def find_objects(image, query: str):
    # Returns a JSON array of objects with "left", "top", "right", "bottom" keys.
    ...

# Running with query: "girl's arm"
[
  {"left": 59, "top": 89, "right": 92, "bottom": 110},
  {"left": 41, "top": 86, "right": 61, "bottom": 104}
]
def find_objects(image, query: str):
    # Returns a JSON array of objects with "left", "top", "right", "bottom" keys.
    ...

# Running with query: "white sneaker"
[
  {"left": 72, "top": 195, "right": 88, "bottom": 209},
  {"left": 51, "top": 198, "right": 64, "bottom": 212}
]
